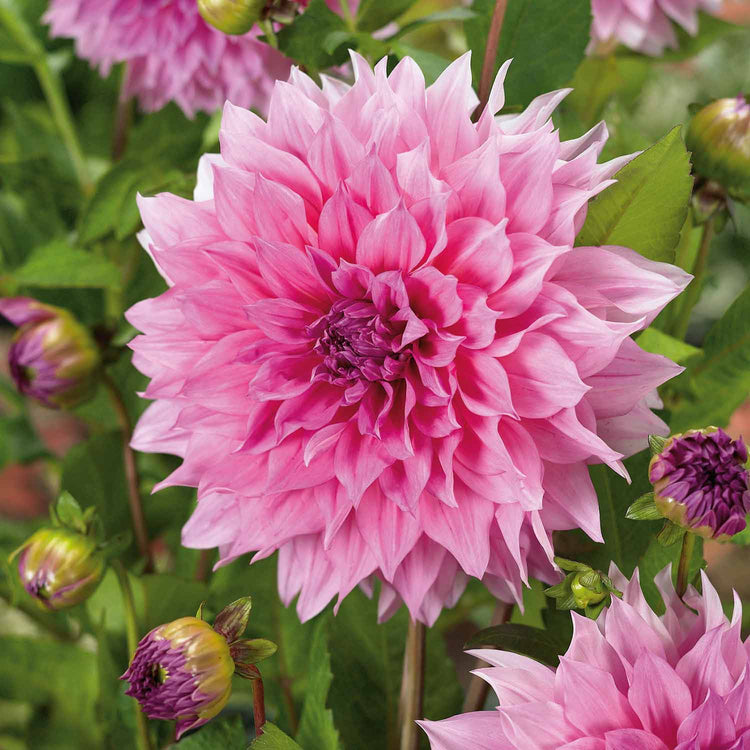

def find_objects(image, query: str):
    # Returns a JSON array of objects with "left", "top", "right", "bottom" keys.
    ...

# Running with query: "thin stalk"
[
  {"left": 193, "top": 549, "right": 212, "bottom": 582},
  {"left": 462, "top": 601, "right": 513, "bottom": 713},
  {"left": 676, "top": 532, "right": 696, "bottom": 599},
  {"left": 114, "top": 560, "right": 154, "bottom": 750},
  {"left": 475, "top": 0, "right": 508, "bottom": 120},
  {"left": 398, "top": 618, "right": 425, "bottom": 750},
  {"left": 672, "top": 216, "right": 716, "bottom": 341},
  {"left": 338, "top": 0, "right": 355, "bottom": 30},
  {"left": 102, "top": 372, "right": 153, "bottom": 570},
  {"left": 259, "top": 19, "right": 279, "bottom": 49},
  {"left": 252, "top": 674, "right": 267, "bottom": 737},
  {"left": 0, "top": 5, "right": 92, "bottom": 194}
]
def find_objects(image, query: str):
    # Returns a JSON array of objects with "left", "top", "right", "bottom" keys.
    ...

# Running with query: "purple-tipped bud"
[
  {"left": 649, "top": 428, "right": 750, "bottom": 540},
  {"left": 0, "top": 297, "right": 99, "bottom": 409},
  {"left": 197, "top": 0, "right": 264, "bottom": 34},
  {"left": 686, "top": 96, "right": 750, "bottom": 202},
  {"left": 121, "top": 617, "right": 235, "bottom": 739},
  {"left": 14, "top": 527, "right": 105, "bottom": 610}
]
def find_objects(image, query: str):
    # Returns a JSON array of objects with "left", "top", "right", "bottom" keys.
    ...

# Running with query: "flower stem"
[
  {"left": 475, "top": 0, "right": 508, "bottom": 119},
  {"left": 338, "top": 0, "right": 355, "bottom": 30},
  {"left": 113, "top": 560, "right": 154, "bottom": 750},
  {"left": 672, "top": 215, "right": 715, "bottom": 341},
  {"left": 252, "top": 672, "right": 267, "bottom": 737},
  {"left": 0, "top": 5, "right": 92, "bottom": 194},
  {"left": 102, "top": 372, "right": 153, "bottom": 571},
  {"left": 676, "top": 532, "right": 696, "bottom": 599},
  {"left": 461, "top": 601, "right": 513, "bottom": 713},
  {"left": 259, "top": 19, "right": 279, "bottom": 49},
  {"left": 398, "top": 618, "right": 425, "bottom": 750}
]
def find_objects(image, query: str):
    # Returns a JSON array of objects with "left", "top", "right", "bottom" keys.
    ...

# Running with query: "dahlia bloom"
[
  {"left": 590, "top": 0, "right": 723, "bottom": 56},
  {"left": 650, "top": 428, "right": 750, "bottom": 539},
  {"left": 126, "top": 53, "right": 690, "bottom": 625},
  {"left": 44, "top": 0, "right": 323, "bottom": 117},
  {"left": 0, "top": 297, "right": 100, "bottom": 409},
  {"left": 421, "top": 566, "right": 750, "bottom": 750}
]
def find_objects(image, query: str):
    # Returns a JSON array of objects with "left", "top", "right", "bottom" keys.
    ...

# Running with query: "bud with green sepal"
[
  {"left": 197, "top": 0, "right": 265, "bottom": 34},
  {"left": 121, "top": 595, "right": 277, "bottom": 737},
  {"left": 686, "top": 96, "right": 750, "bottom": 204},
  {"left": 545, "top": 558, "right": 622, "bottom": 619},
  {"left": 0, "top": 298, "right": 100, "bottom": 409}
]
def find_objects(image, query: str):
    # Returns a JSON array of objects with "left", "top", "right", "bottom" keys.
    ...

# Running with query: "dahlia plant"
[{"left": 0, "top": 0, "right": 748, "bottom": 748}]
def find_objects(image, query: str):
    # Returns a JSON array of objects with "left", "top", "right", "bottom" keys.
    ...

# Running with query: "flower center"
[{"left": 309, "top": 299, "right": 410, "bottom": 386}]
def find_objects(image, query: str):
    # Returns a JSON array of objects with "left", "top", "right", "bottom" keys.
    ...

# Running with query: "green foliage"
[
  {"left": 464, "top": 623, "right": 568, "bottom": 667},
  {"left": 177, "top": 717, "right": 246, "bottom": 749},
  {"left": 577, "top": 127, "right": 693, "bottom": 263},
  {"left": 277, "top": 0, "right": 350, "bottom": 71},
  {"left": 670, "top": 283, "right": 750, "bottom": 431},
  {"left": 464, "top": 0, "right": 591, "bottom": 108},
  {"left": 251, "top": 724, "right": 302, "bottom": 749},
  {"left": 355, "top": 0, "right": 417, "bottom": 32}
]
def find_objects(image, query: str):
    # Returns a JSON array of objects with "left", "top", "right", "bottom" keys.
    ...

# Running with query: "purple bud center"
[
  {"left": 310, "top": 298, "right": 411, "bottom": 386},
  {"left": 651, "top": 429, "right": 750, "bottom": 536}
]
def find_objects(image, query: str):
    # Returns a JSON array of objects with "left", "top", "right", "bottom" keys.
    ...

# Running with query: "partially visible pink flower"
[
  {"left": 126, "top": 53, "right": 689, "bottom": 626},
  {"left": 590, "top": 0, "right": 723, "bottom": 55},
  {"left": 45, "top": 0, "right": 347, "bottom": 117},
  {"left": 421, "top": 566, "right": 750, "bottom": 750}
]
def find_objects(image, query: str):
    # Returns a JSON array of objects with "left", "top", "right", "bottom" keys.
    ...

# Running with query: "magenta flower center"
[{"left": 310, "top": 298, "right": 411, "bottom": 386}]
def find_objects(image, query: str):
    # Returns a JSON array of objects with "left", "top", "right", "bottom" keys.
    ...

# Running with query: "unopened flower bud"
[
  {"left": 122, "top": 597, "right": 276, "bottom": 738},
  {"left": 686, "top": 96, "right": 750, "bottom": 202},
  {"left": 13, "top": 528, "right": 105, "bottom": 610},
  {"left": 649, "top": 428, "right": 750, "bottom": 540},
  {"left": 545, "top": 558, "right": 621, "bottom": 619},
  {"left": 197, "top": 0, "right": 264, "bottom": 34},
  {"left": 0, "top": 298, "right": 99, "bottom": 409},
  {"left": 570, "top": 572, "right": 607, "bottom": 608}
]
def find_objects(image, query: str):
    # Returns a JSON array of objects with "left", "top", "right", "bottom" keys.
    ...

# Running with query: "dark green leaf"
[
  {"left": 8, "top": 240, "right": 121, "bottom": 290},
  {"left": 464, "top": 623, "right": 567, "bottom": 667},
  {"left": 355, "top": 0, "right": 416, "bottom": 32},
  {"left": 251, "top": 723, "right": 302, "bottom": 749},
  {"left": 276, "top": 0, "right": 349, "bottom": 71},
  {"left": 177, "top": 717, "right": 246, "bottom": 749},
  {"left": 0, "top": 412, "right": 48, "bottom": 469},
  {"left": 576, "top": 127, "right": 693, "bottom": 263},
  {"left": 391, "top": 44, "right": 451, "bottom": 85},
  {"left": 140, "top": 574, "right": 209, "bottom": 632},
  {"left": 464, "top": 0, "right": 591, "bottom": 108},
  {"left": 296, "top": 618, "right": 341, "bottom": 750}
]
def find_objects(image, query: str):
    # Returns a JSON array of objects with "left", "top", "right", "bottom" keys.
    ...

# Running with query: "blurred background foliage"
[{"left": 0, "top": 0, "right": 750, "bottom": 748}]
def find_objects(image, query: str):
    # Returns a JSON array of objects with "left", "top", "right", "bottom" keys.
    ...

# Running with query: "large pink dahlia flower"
[
  {"left": 590, "top": 0, "right": 724, "bottom": 56},
  {"left": 421, "top": 566, "right": 750, "bottom": 750},
  {"left": 44, "top": 0, "right": 294, "bottom": 117},
  {"left": 126, "top": 53, "right": 690, "bottom": 625}
]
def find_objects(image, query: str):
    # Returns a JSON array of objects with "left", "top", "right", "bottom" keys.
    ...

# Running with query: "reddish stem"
[
  {"left": 475, "top": 0, "right": 508, "bottom": 120},
  {"left": 252, "top": 674, "right": 266, "bottom": 737}
]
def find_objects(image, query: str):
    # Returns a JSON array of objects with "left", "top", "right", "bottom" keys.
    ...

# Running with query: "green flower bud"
[
  {"left": 13, "top": 528, "right": 105, "bottom": 610},
  {"left": 686, "top": 96, "right": 750, "bottom": 202},
  {"left": 570, "top": 572, "right": 607, "bottom": 608},
  {"left": 197, "top": 0, "right": 265, "bottom": 34}
]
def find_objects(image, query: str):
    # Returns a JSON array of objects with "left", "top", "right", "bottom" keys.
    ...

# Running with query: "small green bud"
[
  {"left": 686, "top": 96, "right": 750, "bottom": 203},
  {"left": 197, "top": 0, "right": 265, "bottom": 34},
  {"left": 570, "top": 572, "right": 607, "bottom": 608},
  {"left": 546, "top": 558, "right": 622, "bottom": 619}
]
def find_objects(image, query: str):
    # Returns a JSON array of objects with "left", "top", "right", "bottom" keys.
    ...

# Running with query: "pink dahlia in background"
[
  {"left": 590, "top": 0, "right": 724, "bottom": 56},
  {"left": 126, "top": 52, "right": 689, "bottom": 625},
  {"left": 421, "top": 566, "right": 750, "bottom": 750},
  {"left": 45, "top": 0, "right": 304, "bottom": 117}
]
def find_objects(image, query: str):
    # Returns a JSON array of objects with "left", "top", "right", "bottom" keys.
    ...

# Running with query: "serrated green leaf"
[
  {"left": 576, "top": 127, "right": 692, "bottom": 263},
  {"left": 355, "top": 0, "right": 416, "bottom": 32},
  {"left": 276, "top": 0, "right": 349, "bottom": 71},
  {"left": 464, "top": 0, "right": 591, "bottom": 108},
  {"left": 296, "top": 618, "right": 340, "bottom": 750},
  {"left": 670, "top": 284, "right": 750, "bottom": 432},
  {"left": 8, "top": 240, "right": 121, "bottom": 290},
  {"left": 251, "top": 723, "right": 302, "bottom": 749},
  {"left": 464, "top": 623, "right": 567, "bottom": 666}
]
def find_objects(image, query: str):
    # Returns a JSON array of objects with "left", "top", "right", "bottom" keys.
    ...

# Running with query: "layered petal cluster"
[
  {"left": 126, "top": 53, "right": 689, "bottom": 625},
  {"left": 590, "top": 0, "right": 723, "bottom": 55},
  {"left": 45, "top": 0, "right": 293, "bottom": 116},
  {"left": 421, "top": 567, "right": 750, "bottom": 750}
]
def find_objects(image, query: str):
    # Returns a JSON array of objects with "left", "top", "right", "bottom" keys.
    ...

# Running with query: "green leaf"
[
  {"left": 464, "top": 623, "right": 567, "bottom": 667},
  {"left": 636, "top": 328, "right": 701, "bottom": 365},
  {"left": 8, "top": 240, "right": 121, "bottom": 290},
  {"left": 388, "top": 7, "right": 475, "bottom": 41},
  {"left": 177, "top": 717, "right": 246, "bottom": 749},
  {"left": 276, "top": 0, "right": 349, "bottom": 71},
  {"left": 464, "top": 0, "right": 591, "bottom": 108},
  {"left": 391, "top": 43, "right": 452, "bottom": 85},
  {"left": 576, "top": 127, "right": 693, "bottom": 263},
  {"left": 625, "top": 492, "right": 662, "bottom": 521},
  {"left": 296, "top": 618, "right": 341, "bottom": 750},
  {"left": 355, "top": 0, "right": 416, "bottom": 32},
  {"left": 670, "top": 284, "right": 750, "bottom": 432},
  {"left": 251, "top": 724, "right": 302, "bottom": 750},
  {"left": 140, "top": 574, "right": 210, "bottom": 632},
  {"left": 656, "top": 520, "right": 686, "bottom": 547},
  {"left": 0, "top": 412, "right": 48, "bottom": 469}
]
